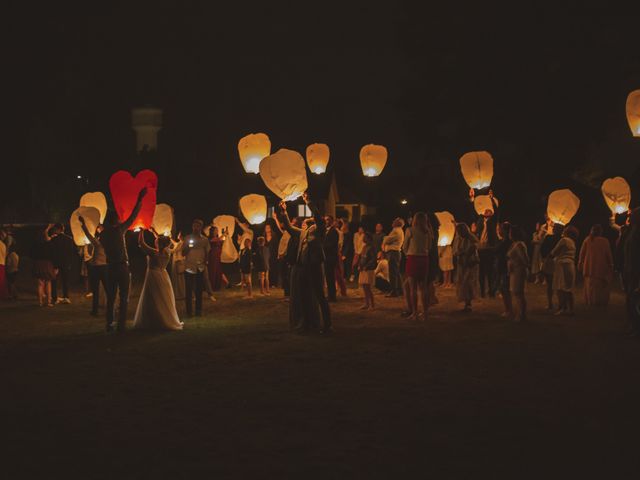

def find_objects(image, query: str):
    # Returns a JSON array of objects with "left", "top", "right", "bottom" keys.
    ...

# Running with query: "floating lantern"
[
  {"left": 79, "top": 192, "right": 107, "bottom": 224},
  {"left": 360, "top": 144, "right": 387, "bottom": 177},
  {"left": 238, "top": 133, "right": 271, "bottom": 174},
  {"left": 239, "top": 194, "right": 267, "bottom": 225},
  {"left": 306, "top": 143, "right": 330, "bottom": 174},
  {"left": 70, "top": 206, "right": 101, "bottom": 246},
  {"left": 460, "top": 151, "right": 494, "bottom": 189},
  {"left": 259, "top": 148, "right": 308, "bottom": 201},
  {"left": 547, "top": 189, "right": 580, "bottom": 225},
  {"left": 109, "top": 170, "right": 157, "bottom": 231},
  {"left": 601, "top": 177, "right": 631, "bottom": 215},
  {"left": 435, "top": 211, "right": 456, "bottom": 246},
  {"left": 152, "top": 203, "right": 174, "bottom": 236},
  {"left": 213, "top": 215, "right": 238, "bottom": 263},
  {"left": 626, "top": 90, "right": 640, "bottom": 137},
  {"left": 473, "top": 195, "right": 494, "bottom": 215}
]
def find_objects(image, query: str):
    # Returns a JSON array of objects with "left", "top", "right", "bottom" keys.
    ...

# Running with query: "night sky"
[{"left": 5, "top": 4, "right": 640, "bottom": 230}]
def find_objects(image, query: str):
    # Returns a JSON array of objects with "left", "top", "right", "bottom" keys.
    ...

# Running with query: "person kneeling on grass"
[
  {"left": 358, "top": 232, "right": 377, "bottom": 310},
  {"left": 239, "top": 238, "right": 254, "bottom": 299}
]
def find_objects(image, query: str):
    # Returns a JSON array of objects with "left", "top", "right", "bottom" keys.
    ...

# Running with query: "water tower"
[{"left": 131, "top": 107, "right": 162, "bottom": 152}]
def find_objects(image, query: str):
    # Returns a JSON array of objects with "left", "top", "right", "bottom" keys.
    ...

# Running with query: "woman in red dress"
[{"left": 207, "top": 226, "right": 228, "bottom": 291}]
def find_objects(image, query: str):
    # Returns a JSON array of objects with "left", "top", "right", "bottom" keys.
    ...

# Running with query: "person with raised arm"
[
  {"left": 101, "top": 187, "right": 148, "bottom": 333},
  {"left": 133, "top": 229, "right": 183, "bottom": 331},
  {"left": 78, "top": 216, "right": 107, "bottom": 317},
  {"left": 277, "top": 192, "right": 331, "bottom": 334}
]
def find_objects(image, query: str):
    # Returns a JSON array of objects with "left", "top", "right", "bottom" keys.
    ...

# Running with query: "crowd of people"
[{"left": 1, "top": 188, "right": 639, "bottom": 338}]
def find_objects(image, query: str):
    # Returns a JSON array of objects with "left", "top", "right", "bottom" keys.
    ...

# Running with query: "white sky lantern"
[
  {"left": 306, "top": 143, "right": 330, "bottom": 174},
  {"left": 601, "top": 177, "right": 631, "bottom": 215},
  {"left": 626, "top": 90, "right": 640, "bottom": 137},
  {"left": 435, "top": 211, "right": 456, "bottom": 246},
  {"left": 259, "top": 148, "right": 308, "bottom": 201},
  {"left": 360, "top": 144, "right": 388, "bottom": 177},
  {"left": 238, "top": 133, "right": 271, "bottom": 174},
  {"left": 79, "top": 192, "right": 107, "bottom": 224},
  {"left": 460, "top": 151, "right": 494, "bottom": 189},
  {"left": 239, "top": 194, "right": 267, "bottom": 225},
  {"left": 151, "top": 203, "right": 174, "bottom": 236},
  {"left": 70, "top": 206, "right": 100, "bottom": 246},
  {"left": 547, "top": 189, "right": 580, "bottom": 225},
  {"left": 213, "top": 215, "right": 238, "bottom": 263},
  {"left": 473, "top": 195, "right": 494, "bottom": 215}
]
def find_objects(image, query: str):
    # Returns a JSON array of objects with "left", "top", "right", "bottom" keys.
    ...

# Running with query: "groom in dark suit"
[{"left": 278, "top": 193, "right": 332, "bottom": 334}]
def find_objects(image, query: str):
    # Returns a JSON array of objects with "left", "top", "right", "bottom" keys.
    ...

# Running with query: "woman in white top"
[
  {"left": 550, "top": 226, "right": 579, "bottom": 316},
  {"left": 133, "top": 230, "right": 183, "bottom": 331}
]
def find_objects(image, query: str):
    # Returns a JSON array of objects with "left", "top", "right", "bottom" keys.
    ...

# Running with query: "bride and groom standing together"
[{"left": 81, "top": 188, "right": 207, "bottom": 333}]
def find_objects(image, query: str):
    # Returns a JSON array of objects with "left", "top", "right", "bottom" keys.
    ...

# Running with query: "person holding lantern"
[
  {"left": 277, "top": 193, "right": 331, "bottom": 334},
  {"left": 102, "top": 187, "right": 148, "bottom": 332},
  {"left": 469, "top": 188, "right": 499, "bottom": 298}
]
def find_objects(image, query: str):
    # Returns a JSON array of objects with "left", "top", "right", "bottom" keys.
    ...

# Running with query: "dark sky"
[{"left": 5, "top": 4, "right": 640, "bottom": 227}]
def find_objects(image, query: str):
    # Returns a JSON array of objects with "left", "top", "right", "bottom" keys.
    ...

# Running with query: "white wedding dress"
[{"left": 133, "top": 248, "right": 184, "bottom": 331}]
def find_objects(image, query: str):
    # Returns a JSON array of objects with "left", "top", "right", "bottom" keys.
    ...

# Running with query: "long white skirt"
[{"left": 133, "top": 268, "right": 184, "bottom": 331}]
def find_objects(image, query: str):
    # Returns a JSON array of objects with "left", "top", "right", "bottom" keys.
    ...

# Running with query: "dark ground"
[{"left": 1, "top": 281, "right": 639, "bottom": 478}]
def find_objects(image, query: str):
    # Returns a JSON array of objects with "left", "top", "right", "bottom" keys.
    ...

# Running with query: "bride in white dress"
[{"left": 133, "top": 230, "right": 184, "bottom": 331}]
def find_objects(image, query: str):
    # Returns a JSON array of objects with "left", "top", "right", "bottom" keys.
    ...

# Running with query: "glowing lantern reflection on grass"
[
  {"left": 601, "top": 177, "right": 631, "bottom": 215},
  {"left": 626, "top": 90, "right": 640, "bottom": 137},
  {"left": 70, "top": 206, "right": 101, "bottom": 246},
  {"left": 547, "top": 189, "right": 580, "bottom": 225},
  {"left": 460, "top": 151, "right": 494, "bottom": 189},
  {"left": 435, "top": 211, "right": 456, "bottom": 246},
  {"left": 306, "top": 143, "right": 330, "bottom": 174},
  {"left": 152, "top": 203, "right": 174, "bottom": 236},
  {"left": 239, "top": 194, "right": 268, "bottom": 225},
  {"left": 238, "top": 133, "right": 271, "bottom": 174},
  {"left": 360, "top": 144, "right": 387, "bottom": 177},
  {"left": 79, "top": 192, "right": 107, "bottom": 224},
  {"left": 259, "top": 148, "right": 308, "bottom": 201}
]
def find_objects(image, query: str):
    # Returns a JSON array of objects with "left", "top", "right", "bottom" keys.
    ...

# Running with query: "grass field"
[{"left": 2, "top": 282, "right": 640, "bottom": 478}]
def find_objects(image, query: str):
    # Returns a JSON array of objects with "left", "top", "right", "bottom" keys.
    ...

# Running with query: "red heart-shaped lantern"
[{"left": 109, "top": 170, "right": 158, "bottom": 230}]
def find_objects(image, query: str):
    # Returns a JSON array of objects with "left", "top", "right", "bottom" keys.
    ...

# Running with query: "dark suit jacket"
[
  {"left": 50, "top": 234, "right": 76, "bottom": 268},
  {"left": 279, "top": 202, "right": 326, "bottom": 266},
  {"left": 323, "top": 227, "right": 339, "bottom": 263}
]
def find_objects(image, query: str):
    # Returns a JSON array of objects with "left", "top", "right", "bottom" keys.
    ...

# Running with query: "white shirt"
[
  {"left": 183, "top": 234, "right": 210, "bottom": 273},
  {"left": 375, "top": 259, "right": 389, "bottom": 282},
  {"left": 353, "top": 232, "right": 365, "bottom": 255},
  {"left": 382, "top": 227, "right": 404, "bottom": 252}
]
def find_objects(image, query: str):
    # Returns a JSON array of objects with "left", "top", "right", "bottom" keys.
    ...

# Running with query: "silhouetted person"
[
  {"left": 49, "top": 223, "right": 76, "bottom": 304},
  {"left": 323, "top": 215, "right": 339, "bottom": 302},
  {"left": 101, "top": 187, "right": 147, "bottom": 332},
  {"left": 182, "top": 219, "right": 210, "bottom": 317}
]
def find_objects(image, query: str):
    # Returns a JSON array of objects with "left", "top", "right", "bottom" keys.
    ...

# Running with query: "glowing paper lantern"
[
  {"left": 360, "top": 144, "right": 387, "bottom": 177},
  {"left": 70, "top": 206, "right": 101, "bottom": 246},
  {"left": 601, "top": 177, "right": 631, "bottom": 215},
  {"left": 152, "top": 203, "right": 174, "bottom": 236},
  {"left": 79, "top": 192, "right": 107, "bottom": 224},
  {"left": 626, "top": 90, "right": 640, "bottom": 137},
  {"left": 213, "top": 215, "right": 238, "bottom": 263},
  {"left": 306, "top": 143, "right": 330, "bottom": 174},
  {"left": 460, "top": 151, "right": 494, "bottom": 189},
  {"left": 547, "top": 189, "right": 580, "bottom": 226},
  {"left": 238, "top": 133, "right": 271, "bottom": 174},
  {"left": 239, "top": 194, "right": 267, "bottom": 225},
  {"left": 109, "top": 170, "right": 158, "bottom": 231},
  {"left": 473, "top": 195, "right": 495, "bottom": 215},
  {"left": 435, "top": 211, "right": 456, "bottom": 247},
  {"left": 259, "top": 148, "right": 308, "bottom": 201}
]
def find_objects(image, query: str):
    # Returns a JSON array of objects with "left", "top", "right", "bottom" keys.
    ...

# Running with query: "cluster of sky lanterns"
[{"left": 67, "top": 89, "right": 639, "bottom": 241}]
